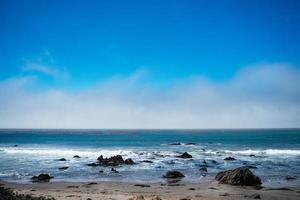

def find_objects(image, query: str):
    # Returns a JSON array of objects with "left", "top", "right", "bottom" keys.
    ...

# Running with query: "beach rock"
[
  {"left": 124, "top": 158, "right": 135, "bottom": 165},
  {"left": 128, "top": 195, "right": 145, "bottom": 200},
  {"left": 31, "top": 173, "right": 53, "bottom": 182},
  {"left": 249, "top": 154, "right": 256, "bottom": 157},
  {"left": 86, "top": 163, "right": 98, "bottom": 167},
  {"left": 245, "top": 194, "right": 261, "bottom": 199},
  {"left": 58, "top": 166, "right": 69, "bottom": 170},
  {"left": 163, "top": 170, "right": 185, "bottom": 178},
  {"left": 215, "top": 167, "right": 262, "bottom": 186},
  {"left": 199, "top": 167, "right": 207, "bottom": 172},
  {"left": 134, "top": 184, "right": 150, "bottom": 187},
  {"left": 111, "top": 168, "right": 119, "bottom": 173},
  {"left": 177, "top": 152, "right": 192, "bottom": 158},
  {"left": 286, "top": 175, "right": 297, "bottom": 180},
  {"left": 73, "top": 155, "right": 80, "bottom": 158},
  {"left": 152, "top": 195, "right": 162, "bottom": 200},
  {"left": 142, "top": 160, "right": 153, "bottom": 163},
  {"left": 97, "top": 155, "right": 125, "bottom": 166},
  {"left": 57, "top": 158, "right": 66, "bottom": 161},
  {"left": 224, "top": 157, "right": 236, "bottom": 161}
]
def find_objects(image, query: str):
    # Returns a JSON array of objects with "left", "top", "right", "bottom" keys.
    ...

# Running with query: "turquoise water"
[{"left": 0, "top": 129, "right": 299, "bottom": 186}]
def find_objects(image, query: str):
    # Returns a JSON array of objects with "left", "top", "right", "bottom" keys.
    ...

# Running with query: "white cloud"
[
  {"left": 22, "top": 63, "right": 69, "bottom": 80},
  {"left": 0, "top": 63, "right": 299, "bottom": 129}
]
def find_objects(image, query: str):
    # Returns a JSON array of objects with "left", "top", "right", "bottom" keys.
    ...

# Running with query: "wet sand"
[{"left": 1, "top": 180, "right": 300, "bottom": 200}]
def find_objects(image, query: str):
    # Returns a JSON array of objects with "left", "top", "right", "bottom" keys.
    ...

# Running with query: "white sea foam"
[{"left": 224, "top": 149, "right": 300, "bottom": 156}]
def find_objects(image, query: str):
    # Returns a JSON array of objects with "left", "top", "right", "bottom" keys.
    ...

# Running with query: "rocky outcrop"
[
  {"left": 163, "top": 170, "right": 185, "bottom": 178},
  {"left": 57, "top": 158, "right": 66, "bottom": 161},
  {"left": 31, "top": 174, "right": 53, "bottom": 182},
  {"left": 73, "top": 155, "right": 80, "bottom": 158},
  {"left": 215, "top": 167, "right": 262, "bottom": 186},
  {"left": 97, "top": 155, "right": 124, "bottom": 166},
  {"left": 177, "top": 152, "right": 192, "bottom": 158},
  {"left": 87, "top": 155, "right": 135, "bottom": 167}
]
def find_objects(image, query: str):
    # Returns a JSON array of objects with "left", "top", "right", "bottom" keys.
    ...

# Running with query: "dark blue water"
[{"left": 0, "top": 129, "right": 299, "bottom": 186}]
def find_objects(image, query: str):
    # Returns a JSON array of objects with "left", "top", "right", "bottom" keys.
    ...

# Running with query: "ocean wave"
[{"left": 224, "top": 149, "right": 300, "bottom": 156}]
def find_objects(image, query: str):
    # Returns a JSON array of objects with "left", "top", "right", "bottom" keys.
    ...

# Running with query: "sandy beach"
[{"left": 1, "top": 180, "right": 300, "bottom": 200}]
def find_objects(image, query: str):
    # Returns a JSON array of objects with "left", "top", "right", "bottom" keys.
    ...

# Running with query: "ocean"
[{"left": 0, "top": 129, "right": 299, "bottom": 187}]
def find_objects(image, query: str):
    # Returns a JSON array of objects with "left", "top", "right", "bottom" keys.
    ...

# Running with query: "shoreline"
[{"left": 1, "top": 180, "right": 300, "bottom": 200}]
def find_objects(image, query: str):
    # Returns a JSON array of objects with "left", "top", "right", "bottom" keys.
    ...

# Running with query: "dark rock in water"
[
  {"left": 97, "top": 155, "right": 125, "bottom": 166},
  {"left": 211, "top": 160, "right": 217, "bottom": 164},
  {"left": 163, "top": 170, "right": 185, "bottom": 178},
  {"left": 177, "top": 152, "right": 192, "bottom": 158},
  {"left": 142, "top": 160, "right": 153, "bottom": 163},
  {"left": 87, "top": 163, "right": 98, "bottom": 167},
  {"left": 186, "top": 143, "right": 196, "bottom": 145},
  {"left": 244, "top": 165, "right": 257, "bottom": 169},
  {"left": 57, "top": 158, "right": 66, "bottom": 161},
  {"left": 111, "top": 168, "right": 119, "bottom": 173},
  {"left": 199, "top": 167, "right": 207, "bottom": 172},
  {"left": 286, "top": 175, "right": 297, "bottom": 180},
  {"left": 169, "top": 142, "right": 181, "bottom": 145},
  {"left": 31, "top": 173, "right": 53, "bottom": 182},
  {"left": 245, "top": 194, "right": 261, "bottom": 199},
  {"left": 224, "top": 157, "right": 236, "bottom": 161},
  {"left": 124, "top": 158, "right": 135, "bottom": 165},
  {"left": 58, "top": 166, "right": 69, "bottom": 170},
  {"left": 13, "top": 145, "right": 18, "bottom": 147},
  {"left": 249, "top": 154, "right": 256, "bottom": 157},
  {"left": 99, "top": 170, "right": 104, "bottom": 173},
  {"left": 215, "top": 167, "right": 262, "bottom": 186},
  {"left": 73, "top": 155, "right": 80, "bottom": 158}
]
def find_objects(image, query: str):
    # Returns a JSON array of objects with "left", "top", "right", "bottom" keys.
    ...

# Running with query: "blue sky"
[
  {"left": 0, "top": 0, "right": 300, "bottom": 128},
  {"left": 1, "top": 0, "right": 300, "bottom": 87}
]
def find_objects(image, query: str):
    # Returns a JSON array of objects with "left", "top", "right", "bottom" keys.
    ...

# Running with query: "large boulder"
[
  {"left": 177, "top": 152, "right": 192, "bottom": 158},
  {"left": 215, "top": 167, "right": 262, "bottom": 186},
  {"left": 31, "top": 174, "right": 53, "bottom": 182},
  {"left": 163, "top": 170, "right": 185, "bottom": 178}
]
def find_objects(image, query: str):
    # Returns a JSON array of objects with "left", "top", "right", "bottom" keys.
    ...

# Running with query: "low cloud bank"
[{"left": 0, "top": 63, "right": 299, "bottom": 129}]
